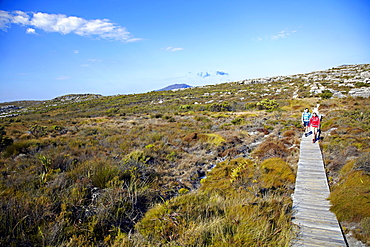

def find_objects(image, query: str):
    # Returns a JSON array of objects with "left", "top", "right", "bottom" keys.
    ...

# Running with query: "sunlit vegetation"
[
  {"left": 0, "top": 64, "right": 369, "bottom": 246},
  {"left": 319, "top": 99, "right": 370, "bottom": 244},
  {"left": 133, "top": 157, "right": 295, "bottom": 246}
]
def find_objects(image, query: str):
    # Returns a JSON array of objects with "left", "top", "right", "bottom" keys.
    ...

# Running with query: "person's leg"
[
  {"left": 312, "top": 127, "right": 317, "bottom": 142},
  {"left": 304, "top": 122, "right": 309, "bottom": 134}
]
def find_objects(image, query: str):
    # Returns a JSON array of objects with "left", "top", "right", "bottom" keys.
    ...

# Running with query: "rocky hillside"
[
  {"left": 1, "top": 64, "right": 369, "bottom": 119},
  {"left": 0, "top": 64, "right": 369, "bottom": 246}
]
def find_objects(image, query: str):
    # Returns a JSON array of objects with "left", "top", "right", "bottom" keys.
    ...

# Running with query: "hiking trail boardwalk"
[{"left": 292, "top": 134, "right": 347, "bottom": 246}]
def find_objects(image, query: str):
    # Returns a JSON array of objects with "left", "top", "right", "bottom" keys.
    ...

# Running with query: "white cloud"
[
  {"left": 12, "top": 11, "right": 30, "bottom": 25},
  {"left": 55, "top": 76, "right": 71, "bottom": 80},
  {"left": 0, "top": 10, "right": 12, "bottom": 30},
  {"left": 26, "top": 28, "right": 36, "bottom": 34},
  {"left": 163, "top": 46, "right": 184, "bottom": 52},
  {"left": 87, "top": 58, "right": 103, "bottom": 62},
  {"left": 0, "top": 10, "right": 141, "bottom": 42},
  {"left": 271, "top": 30, "right": 297, "bottom": 40},
  {"left": 73, "top": 50, "right": 79, "bottom": 54}
]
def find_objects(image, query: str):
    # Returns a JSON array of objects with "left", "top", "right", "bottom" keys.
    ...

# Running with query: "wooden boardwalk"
[{"left": 292, "top": 134, "right": 347, "bottom": 246}]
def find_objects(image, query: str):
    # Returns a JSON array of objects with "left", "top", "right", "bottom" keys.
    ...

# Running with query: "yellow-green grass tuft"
[
  {"left": 199, "top": 133, "right": 226, "bottom": 146},
  {"left": 329, "top": 170, "right": 370, "bottom": 222},
  {"left": 259, "top": 158, "right": 296, "bottom": 189}
]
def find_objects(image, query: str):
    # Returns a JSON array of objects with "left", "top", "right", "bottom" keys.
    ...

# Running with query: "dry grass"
[
  {"left": 133, "top": 157, "right": 296, "bottom": 246},
  {"left": 1, "top": 65, "right": 370, "bottom": 245}
]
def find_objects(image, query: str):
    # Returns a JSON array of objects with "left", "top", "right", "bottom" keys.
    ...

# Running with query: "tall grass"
[{"left": 132, "top": 157, "right": 296, "bottom": 246}]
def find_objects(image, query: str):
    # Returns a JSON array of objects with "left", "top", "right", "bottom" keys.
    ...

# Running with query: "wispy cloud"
[
  {"left": 216, "top": 71, "right": 228, "bottom": 76},
  {"left": 163, "top": 46, "right": 184, "bottom": 52},
  {"left": 197, "top": 70, "right": 229, "bottom": 78},
  {"left": 73, "top": 50, "right": 79, "bottom": 54},
  {"left": 197, "top": 71, "right": 211, "bottom": 78},
  {"left": 0, "top": 10, "right": 141, "bottom": 42},
  {"left": 55, "top": 76, "right": 71, "bottom": 80},
  {"left": 256, "top": 29, "right": 297, "bottom": 41},
  {"left": 271, "top": 29, "right": 297, "bottom": 40},
  {"left": 79, "top": 58, "right": 102, "bottom": 67}
]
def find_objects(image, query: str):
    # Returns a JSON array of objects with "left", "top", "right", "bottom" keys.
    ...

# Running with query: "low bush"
[
  {"left": 256, "top": 99, "right": 279, "bottom": 112},
  {"left": 134, "top": 157, "right": 295, "bottom": 246},
  {"left": 329, "top": 170, "right": 370, "bottom": 222},
  {"left": 251, "top": 138, "right": 288, "bottom": 161},
  {"left": 319, "top": 90, "right": 333, "bottom": 99},
  {"left": 209, "top": 102, "right": 231, "bottom": 112},
  {"left": 0, "top": 126, "right": 13, "bottom": 151}
]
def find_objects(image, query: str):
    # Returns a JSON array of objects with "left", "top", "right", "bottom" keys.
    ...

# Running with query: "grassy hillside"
[{"left": 0, "top": 64, "right": 369, "bottom": 246}]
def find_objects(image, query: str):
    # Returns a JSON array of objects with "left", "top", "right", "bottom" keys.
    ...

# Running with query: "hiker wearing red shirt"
[{"left": 309, "top": 112, "right": 320, "bottom": 143}]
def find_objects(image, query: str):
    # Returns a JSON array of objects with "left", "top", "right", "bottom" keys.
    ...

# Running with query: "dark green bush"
[
  {"left": 319, "top": 90, "right": 333, "bottom": 99},
  {"left": 231, "top": 117, "right": 244, "bottom": 125},
  {"left": 0, "top": 126, "right": 13, "bottom": 151},
  {"left": 209, "top": 102, "right": 231, "bottom": 112}
]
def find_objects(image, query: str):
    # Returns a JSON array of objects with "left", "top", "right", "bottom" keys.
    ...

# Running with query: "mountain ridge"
[
  {"left": 1, "top": 64, "right": 369, "bottom": 105},
  {"left": 156, "top": 83, "right": 192, "bottom": 91}
]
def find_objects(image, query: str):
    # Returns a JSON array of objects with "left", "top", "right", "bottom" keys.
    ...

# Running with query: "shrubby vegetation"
[
  {"left": 133, "top": 157, "right": 295, "bottom": 246},
  {"left": 318, "top": 99, "right": 370, "bottom": 244},
  {"left": 0, "top": 126, "right": 13, "bottom": 151},
  {"left": 0, "top": 65, "right": 369, "bottom": 245}
]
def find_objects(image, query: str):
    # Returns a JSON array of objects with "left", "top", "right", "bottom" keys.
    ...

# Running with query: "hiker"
[
  {"left": 309, "top": 112, "right": 321, "bottom": 143},
  {"left": 301, "top": 108, "right": 311, "bottom": 134},
  {"left": 313, "top": 104, "right": 320, "bottom": 117}
]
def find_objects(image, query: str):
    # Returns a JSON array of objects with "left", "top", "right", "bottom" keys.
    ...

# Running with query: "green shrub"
[
  {"left": 194, "top": 115, "right": 211, "bottom": 122},
  {"left": 256, "top": 99, "right": 279, "bottom": 112},
  {"left": 166, "top": 151, "right": 177, "bottom": 162},
  {"left": 91, "top": 163, "right": 119, "bottom": 189},
  {"left": 106, "top": 107, "right": 119, "bottom": 116},
  {"left": 209, "top": 102, "right": 231, "bottom": 112},
  {"left": 4, "top": 141, "right": 33, "bottom": 157},
  {"left": 29, "top": 124, "right": 47, "bottom": 138},
  {"left": 150, "top": 113, "right": 163, "bottom": 118},
  {"left": 319, "top": 90, "right": 333, "bottom": 99},
  {"left": 355, "top": 82, "right": 370, "bottom": 87},
  {"left": 124, "top": 150, "right": 150, "bottom": 164},
  {"left": 179, "top": 105, "right": 192, "bottom": 110},
  {"left": 245, "top": 102, "right": 257, "bottom": 110},
  {"left": 231, "top": 117, "right": 245, "bottom": 125},
  {"left": 0, "top": 126, "right": 13, "bottom": 151},
  {"left": 178, "top": 188, "right": 189, "bottom": 195}
]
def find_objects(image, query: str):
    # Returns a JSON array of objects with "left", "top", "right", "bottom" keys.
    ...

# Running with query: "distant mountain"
[{"left": 156, "top": 83, "right": 192, "bottom": 91}]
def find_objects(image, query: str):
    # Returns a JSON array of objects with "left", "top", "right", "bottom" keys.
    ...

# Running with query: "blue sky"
[{"left": 0, "top": 0, "right": 369, "bottom": 102}]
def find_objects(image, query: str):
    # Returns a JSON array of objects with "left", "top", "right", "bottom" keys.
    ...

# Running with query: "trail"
[{"left": 292, "top": 134, "right": 347, "bottom": 246}]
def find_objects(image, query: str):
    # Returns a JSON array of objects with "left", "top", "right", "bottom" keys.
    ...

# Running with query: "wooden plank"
[{"left": 292, "top": 134, "right": 347, "bottom": 246}]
